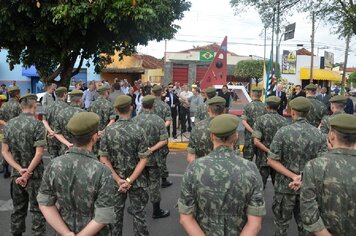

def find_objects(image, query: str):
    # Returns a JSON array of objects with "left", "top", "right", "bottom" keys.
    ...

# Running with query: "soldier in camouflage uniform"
[
  {"left": 242, "top": 87, "right": 267, "bottom": 161},
  {"left": 187, "top": 96, "right": 225, "bottom": 163},
  {"left": 0, "top": 86, "right": 22, "bottom": 178},
  {"left": 300, "top": 114, "right": 356, "bottom": 236},
  {"left": 41, "top": 83, "right": 56, "bottom": 110},
  {"left": 42, "top": 87, "right": 69, "bottom": 159},
  {"left": 304, "top": 83, "right": 327, "bottom": 127},
  {"left": 133, "top": 95, "right": 170, "bottom": 219},
  {"left": 319, "top": 95, "right": 346, "bottom": 134},
  {"left": 179, "top": 114, "right": 266, "bottom": 235},
  {"left": 2, "top": 94, "right": 46, "bottom": 236},
  {"left": 99, "top": 95, "right": 149, "bottom": 236},
  {"left": 88, "top": 86, "right": 116, "bottom": 156},
  {"left": 252, "top": 96, "right": 288, "bottom": 188},
  {"left": 194, "top": 86, "right": 217, "bottom": 123},
  {"left": 267, "top": 97, "right": 327, "bottom": 236},
  {"left": 53, "top": 89, "right": 85, "bottom": 155},
  {"left": 152, "top": 85, "right": 173, "bottom": 188},
  {"left": 38, "top": 112, "right": 117, "bottom": 235}
]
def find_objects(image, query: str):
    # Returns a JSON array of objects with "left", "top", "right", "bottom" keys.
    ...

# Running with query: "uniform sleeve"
[
  {"left": 164, "top": 106, "right": 172, "bottom": 121},
  {"left": 94, "top": 167, "right": 117, "bottom": 224},
  {"left": 0, "top": 105, "right": 5, "bottom": 120},
  {"left": 37, "top": 164, "right": 57, "bottom": 206},
  {"left": 2, "top": 122, "right": 10, "bottom": 144},
  {"left": 269, "top": 129, "right": 283, "bottom": 161},
  {"left": 159, "top": 119, "right": 169, "bottom": 141},
  {"left": 53, "top": 113, "right": 62, "bottom": 134},
  {"left": 252, "top": 118, "right": 263, "bottom": 139},
  {"left": 187, "top": 126, "right": 197, "bottom": 154},
  {"left": 300, "top": 161, "right": 326, "bottom": 233},
  {"left": 34, "top": 121, "right": 46, "bottom": 147},
  {"left": 137, "top": 128, "right": 150, "bottom": 158},
  {"left": 247, "top": 163, "right": 266, "bottom": 216},
  {"left": 241, "top": 105, "right": 249, "bottom": 121},
  {"left": 319, "top": 116, "right": 328, "bottom": 134},
  {"left": 177, "top": 163, "right": 196, "bottom": 215},
  {"left": 99, "top": 130, "right": 109, "bottom": 157},
  {"left": 109, "top": 105, "right": 116, "bottom": 120}
]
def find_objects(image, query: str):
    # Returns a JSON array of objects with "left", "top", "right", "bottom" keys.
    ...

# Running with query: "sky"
[{"left": 137, "top": 0, "right": 356, "bottom": 67}]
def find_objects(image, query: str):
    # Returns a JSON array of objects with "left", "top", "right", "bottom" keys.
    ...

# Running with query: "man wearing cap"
[
  {"left": 38, "top": 112, "right": 117, "bottom": 235},
  {"left": 267, "top": 97, "right": 327, "bottom": 235},
  {"left": 242, "top": 87, "right": 267, "bottom": 161},
  {"left": 53, "top": 89, "right": 85, "bottom": 155},
  {"left": 319, "top": 95, "right": 347, "bottom": 134},
  {"left": 133, "top": 95, "right": 170, "bottom": 219},
  {"left": 252, "top": 96, "right": 288, "bottom": 188},
  {"left": 88, "top": 86, "right": 116, "bottom": 156},
  {"left": 99, "top": 95, "right": 149, "bottom": 236},
  {"left": 305, "top": 83, "right": 327, "bottom": 127},
  {"left": 179, "top": 114, "right": 266, "bottom": 235},
  {"left": 152, "top": 85, "right": 173, "bottom": 188},
  {"left": 187, "top": 96, "right": 226, "bottom": 163},
  {"left": 2, "top": 94, "right": 46, "bottom": 236},
  {"left": 299, "top": 113, "right": 356, "bottom": 236},
  {"left": 42, "top": 86, "right": 69, "bottom": 159},
  {"left": 195, "top": 86, "right": 217, "bottom": 123},
  {"left": 0, "top": 85, "right": 22, "bottom": 178}
]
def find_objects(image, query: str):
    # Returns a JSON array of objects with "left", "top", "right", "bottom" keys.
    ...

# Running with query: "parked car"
[{"left": 36, "top": 85, "right": 74, "bottom": 103}]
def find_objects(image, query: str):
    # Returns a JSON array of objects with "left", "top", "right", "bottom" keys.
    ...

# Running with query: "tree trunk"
[{"left": 59, "top": 52, "right": 79, "bottom": 88}]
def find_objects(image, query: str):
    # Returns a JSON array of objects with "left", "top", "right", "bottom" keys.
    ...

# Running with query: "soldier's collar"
[
  {"left": 66, "top": 147, "right": 97, "bottom": 160},
  {"left": 307, "top": 96, "right": 316, "bottom": 99},
  {"left": 293, "top": 117, "right": 307, "bottom": 123},
  {"left": 118, "top": 117, "right": 131, "bottom": 121},
  {"left": 268, "top": 110, "right": 278, "bottom": 114},
  {"left": 20, "top": 112, "right": 34, "bottom": 116},
  {"left": 329, "top": 148, "right": 356, "bottom": 156}
]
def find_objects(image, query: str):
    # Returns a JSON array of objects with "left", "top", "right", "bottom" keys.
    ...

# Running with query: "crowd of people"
[{"left": 0, "top": 79, "right": 355, "bottom": 236}]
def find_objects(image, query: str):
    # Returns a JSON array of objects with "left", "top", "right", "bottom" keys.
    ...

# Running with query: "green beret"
[
  {"left": 289, "top": 97, "right": 311, "bottom": 112},
  {"left": 329, "top": 113, "right": 356, "bottom": 134},
  {"left": 266, "top": 96, "right": 281, "bottom": 104},
  {"left": 19, "top": 94, "right": 37, "bottom": 103},
  {"left": 97, "top": 86, "right": 110, "bottom": 93},
  {"left": 329, "top": 95, "right": 347, "bottom": 104},
  {"left": 69, "top": 89, "right": 84, "bottom": 96},
  {"left": 152, "top": 85, "right": 162, "bottom": 92},
  {"left": 8, "top": 86, "right": 20, "bottom": 93},
  {"left": 142, "top": 95, "right": 155, "bottom": 105},
  {"left": 55, "top": 86, "right": 67, "bottom": 94},
  {"left": 67, "top": 112, "right": 100, "bottom": 136},
  {"left": 208, "top": 114, "right": 239, "bottom": 137},
  {"left": 252, "top": 87, "right": 262, "bottom": 92},
  {"left": 207, "top": 96, "right": 226, "bottom": 106},
  {"left": 114, "top": 95, "right": 132, "bottom": 108},
  {"left": 205, "top": 87, "right": 216, "bottom": 96},
  {"left": 304, "top": 83, "right": 318, "bottom": 91}
]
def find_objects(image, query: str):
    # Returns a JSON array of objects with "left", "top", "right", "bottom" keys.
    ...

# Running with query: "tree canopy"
[
  {"left": 0, "top": 0, "right": 191, "bottom": 86},
  {"left": 349, "top": 71, "right": 356, "bottom": 87}
]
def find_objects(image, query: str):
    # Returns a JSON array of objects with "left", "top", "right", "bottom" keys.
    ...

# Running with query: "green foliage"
[
  {"left": 349, "top": 72, "right": 356, "bottom": 87},
  {"left": 0, "top": 0, "right": 191, "bottom": 86},
  {"left": 235, "top": 60, "right": 281, "bottom": 85}
]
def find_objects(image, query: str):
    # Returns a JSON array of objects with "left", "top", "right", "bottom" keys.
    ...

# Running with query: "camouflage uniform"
[
  {"left": 301, "top": 148, "right": 356, "bottom": 235},
  {"left": 241, "top": 99, "right": 267, "bottom": 161},
  {"left": 43, "top": 100, "right": 69, "bottom": 158},
  {"left": 178, "top": 146, "right": 266, "bottom": 235},
  {"left": 88, "top": 96, "right": 116, "bottom": 155},
  {"left": 319, "top": 111, "right": 344, "bottom": 134},
  {"left": 3, "top": 113, "right": 46, "bottom": 235},
  {"left": 187, "top": 117, "right": 213, "bottom": 158},
  {"left": 306, "top": 97, "right": 327, "bottom": 127},
  {"left": 99, "top": 117, "right": 149, "bottom": 236},
  {"left": 269, "top": 117, "right": 327, "bottom": 235},
  {"left": 133, "top": 110, "right": 168, "bottom": 203},
  {"left": 153, "top": 97, "right": 172, "bottom": 180},
  {"left": 42, "top": 92, "right": 55, "bottom": 109},
  {"left": 37, "top": 147, "right": 117, "bottom": 235},
  {"left": 194, "top": 102, "right": 208, "bottom": 123},
  {"left": 53, "top": 104, "right": 84, "bottom": 155},
  {"left": 252, "top": 110, "right": 288, "bottom": 187}
]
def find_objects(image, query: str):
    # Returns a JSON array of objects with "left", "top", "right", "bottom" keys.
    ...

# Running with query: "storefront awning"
[
  {"left": 300, "top": 68, "right": 341, "bottom": 81},
  {"left": 22, "top": 65, "right": 39, "bottom": 77}
]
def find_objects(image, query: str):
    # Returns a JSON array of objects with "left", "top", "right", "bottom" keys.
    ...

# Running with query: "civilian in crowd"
[
  {"left": 218, "top": 84, "right": 232, "bottom": 114},
  {"left": 82, "top": 81, "right": 99, "bottom": 110},
  {"left": 344, "top": 92, "right": 354, "bottom": 114},
  {"left": 109, "top": 82, "right": 124, "bottom": 104},
  {"left": 179, "top": 84, "right": 193, "bottom": 132},
  {"left": 189, "top": 88, "right": 204, "bottom": 122}
]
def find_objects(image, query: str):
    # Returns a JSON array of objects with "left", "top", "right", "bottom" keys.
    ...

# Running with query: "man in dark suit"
[
  {"left": 271, "top": 84, "right": 288, "bottom": 116},
  {"left": 165, "top": 83, "right": 180, "bottom": 138},
  {"left": 316, "top": 87, "right": 331, "bottom": 111}
]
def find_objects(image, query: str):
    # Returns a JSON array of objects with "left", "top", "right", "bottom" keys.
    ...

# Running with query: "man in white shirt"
[{"left": 179, "top": 84, "right": 193, "bottom": 132}]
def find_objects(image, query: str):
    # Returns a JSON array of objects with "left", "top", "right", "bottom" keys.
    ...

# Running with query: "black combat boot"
[
  {"left": 152, "top": 202, "right": 170, "bottom": 219},
  {"left": 161, "top": 178, "right": 172, "bottom": 188}
]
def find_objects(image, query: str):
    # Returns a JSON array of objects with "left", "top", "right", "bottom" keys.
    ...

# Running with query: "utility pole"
[
  {"left": 271, "top": 7, "right": 276, "bottom": 66},
  {"left": 275, "top": 0, "right": 281, "bottom": 79},
  {"left": 341, "top": 34, "right": 351, "bottom": 95},
  {"left": 310, "top": 10, "right": 315, "bottom": 83},
  {"left": 264, "top": 26, "right": 267, "bottom": 61}
]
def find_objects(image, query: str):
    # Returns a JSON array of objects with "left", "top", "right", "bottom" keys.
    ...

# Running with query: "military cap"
[
  {"left": 252, "top": 87, "right": 262, "bottom": 92},
  {"left": 329, "top": 95, "right": 347, "bottom": 103},
  {"left": 97, "top": 86, "right": 110, "bottom": 93},
  {"left": 114, "top": 95, "right": 132, "bottom": 108},
  {"left": 67, "top": 112, "right": 100, "bottom": 136},
  {"left": 8, "top": 86, "right": 20, "bottom": 93},
  {"left": 152, "top": 85, "right": 163, "bottom": 92},
  {"left": 19, "top": 93, "right": 37, "bottom": 103},
  {"left": 207, "top": 96, "right": 226, "bottom": 106},
  {"left": 69, "top": 89, "right": 84, "bottom": 96},
  {"left": 329, "top": 113, "right": 356, "bottom": 134},
  {"left": 55, "top": 86, "right": 67, "bottom": 94},
  {"left": 266, "top": 96, "right": 281, "bottom": 104},
  {"left": 208, "top": 114, "right": 239, "bottom": 137},
  {"left": 304, "top": 83, "right": 318, "bottom": 91},
  {"left": 142, "top": 95, "right": 155, "bottom": 105},
  {"left": 289, "top": 97, "right": 311, "bottom": 112},
  {"left": 205, "top": 87, "right": 216, "bottom": 96}
]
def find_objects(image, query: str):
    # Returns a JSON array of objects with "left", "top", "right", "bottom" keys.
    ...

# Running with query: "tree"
[
  {"left": 0, "top": 0, "right": 191, "bottom": 86},
  {"left": 349, "top": 72, "right": 356, "bottom": 88}
]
